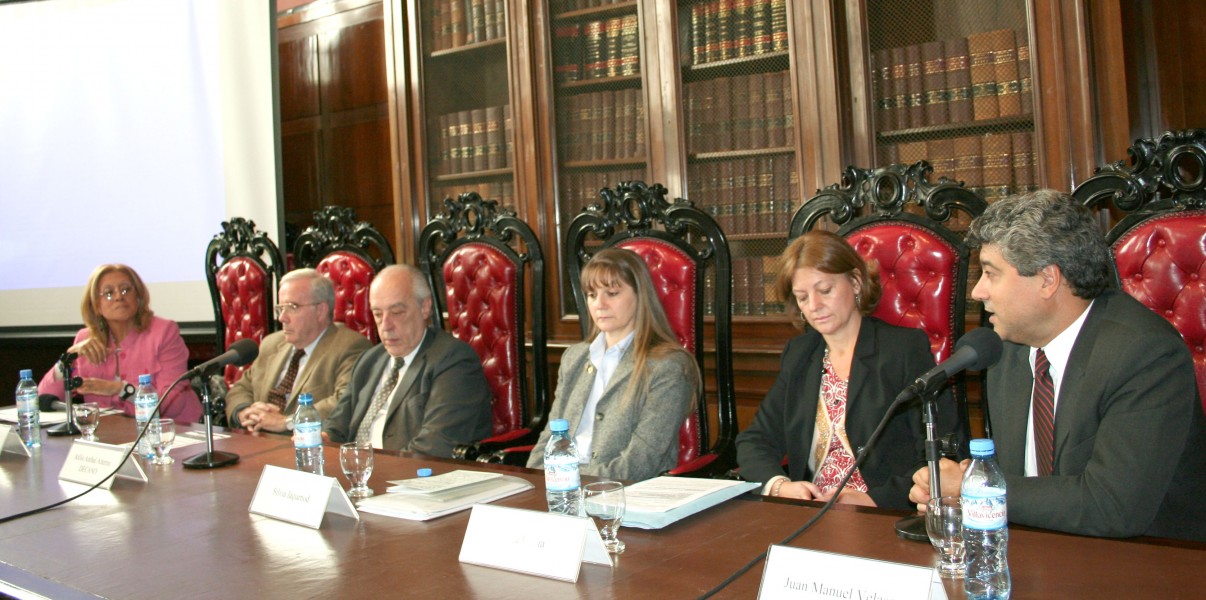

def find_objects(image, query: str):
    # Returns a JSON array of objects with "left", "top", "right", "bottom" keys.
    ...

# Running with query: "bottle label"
[
  {"left": 16, "top": 395, "right": 36, "bottom": 412},
  {"left": 293, "top": 422, "right": 322, "bottom": 448},
  {"left": 544, "top": 456, "right": 580, "bottom": 492},
  {"left": 962, "top": 488, "right": 1007, "bottom": 530},
  {"left": 134, "top": 397, "right": 157, "bottom": 421}
]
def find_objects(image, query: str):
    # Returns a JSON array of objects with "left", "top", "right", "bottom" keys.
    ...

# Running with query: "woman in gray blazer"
[
  {"left": 528, "top": 248, "right": 700, "bottom": 482},
  {"left": 737, "top": 231, "right": 940, "bottom": 510}
]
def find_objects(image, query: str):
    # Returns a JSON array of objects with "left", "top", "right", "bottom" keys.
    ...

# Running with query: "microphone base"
[
  {"left": 183, "top": 450, "right": 240, "bottom": 470},
  {"left": 46, "top": 421, "right": 81, "bottom": 436},
  {"left": 894, "top": 514, "right": 929, "bottom": 542}
]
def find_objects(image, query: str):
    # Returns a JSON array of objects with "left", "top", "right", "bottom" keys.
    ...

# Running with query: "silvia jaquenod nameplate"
[
  {"left": 758, "top": 545, "right": 947, "bottom": 600},
  {"left": 0, "top": 424, "right": 32, "bottom": 456},
  {"left": 57, "top": 439, "right": 148, "bottom": 489},
  {"left": 248, "top": 464, "right": 359, "bottom": 529},
  {"left": 459, "top": 504, "right": 612, "bottom": 582}
]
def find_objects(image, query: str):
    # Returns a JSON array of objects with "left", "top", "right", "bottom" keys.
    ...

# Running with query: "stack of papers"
[
  {"left": 357, "top": 470, "right": 534, "bottom": 521},
  {"left": 621, "top": 477, "right": 759, "bottom": 530}
]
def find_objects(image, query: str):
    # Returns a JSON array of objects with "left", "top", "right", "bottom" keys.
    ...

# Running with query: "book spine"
[
  {"left": 926, "top": 138, "right": 956, "bottom": 178},
  {"left": 717, "top": 0, "right": 733, "bottom": 62},
  {"left": 763, "top": 256, "right": 781, "bottom": 314},
  {"left": 981, "top": 133, "right": 1013, "bottom": 202},
  {"left": 905, "top": 44, "right": 925, "bottom": 128},
  {"left": 748, "top": 72, "right": 766, "bottom": 150},
  {"left": 944, "top": 37, "right": 972, "bottom": 123},
  {"left": 486, "top": 105, "right": 503, "bottom": 170},
  {"left": 619, "top": 14, "right": 639, "bottom": 76},
  {"left": 583, "top": 20, "right": 605, "bottom": 79},
  {"left": 690, "top": 4, "right": 705, "bottom": 66},
  {"left": 449, "top": 0, "right": 465, "bottom": 48},
  {"left": 782, "top": 72, "right": 794, "bottom": 145},
  {"left": 874, "top": 48, "right": 896, "bottom": 131},
  {"left": 704, "top": 1, "right": 720, "bottom": 63},
  {"left": 733, "top": 256, "right": 750, "bottom": 316},
  {"left": 633, "top": 94, "right": 646, "bottom": 158},
  {"left": 751, "top": 0, "right": 772, "bottom": 56},
  {"left": 967, "top": 31, "right": 1000, "bottom": 120},
  {"left": 733, "top": 0, "right": 754, "bottom": 59},
  {"left": 765, "top": 72, "right": 785, "bottom": 148},
  {"left": 953, "top": 136, "right": 984, "bottom": 197},
  {"left": 770, "top": 0, "right": 787, "bottom": 52},
  {"left": 1011, "top": 131, "right": 1035, "bottom": 193},
  {"left": 459, "top": 110, "right": 474, "bottom": 173},
  {"left": 554, "top": 25, "right": 582, "bottom": 84},
  {"left": 921, "top": 41, "right": 947, "bottom": 126},
  {"left": 897, "top": 140, "right": 927, "bottom": 165},
  {"left": 604, "top": 17, "right": 623, "bottom": 78},
  {"left": 890, "top": 46, "right": 908, "bottom": 130},
  {"left": 503, "top": 104, "right": 513, "bottom": 167},
  {"left": 471, "top": 108, "right": 487, "bottom": 172},
  {"left": 603, "top": 90, "right": 617, "bottom": 160},
  {"left": 758, "top": 156, "right": 775, "bottom": 232},
  {"left": 1016, "top": 30, "right": 1032, "bottom": 115},
  {"left": 993, "top": 29, "right": 1021, "bottom": 117},
  {"left": 470, "top": 0, "right": 486, "bottom": 44}
]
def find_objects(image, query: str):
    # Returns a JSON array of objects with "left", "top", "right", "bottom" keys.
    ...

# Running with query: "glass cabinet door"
[{"left": 415, "top": 0, "right": 515, "bottom": 212}]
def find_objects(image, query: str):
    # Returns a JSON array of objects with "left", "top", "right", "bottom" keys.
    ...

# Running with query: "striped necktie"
[
  {"left": 266, "top": 348, "right": 305, "bottom": 410},
  {"left": 356, "top": 357, "right": 404, "bottom": 444},
  {"left": 1032, "top": 348, "right": 1055, "bottom": 476}
]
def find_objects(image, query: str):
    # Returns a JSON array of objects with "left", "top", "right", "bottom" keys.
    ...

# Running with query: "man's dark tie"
[
  {"left": 266, "top": 348, "right": 305, "bottom": 411},
  {"left": 1032, "top": 348, "right": 1055, "bottom": 476},
  {"left": 356, "top": 357, "right": 404, "bottom": 445}
]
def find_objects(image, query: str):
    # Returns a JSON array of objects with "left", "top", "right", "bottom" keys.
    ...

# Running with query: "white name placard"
[
  {"left": 1, "top": 424, "right": 32, "bottom": 456},
  {"left": 759, "top": 545, "right": 946, "bottom": 600},
  {"left": 248, "top": 464, "right": 359, "bottom": 529},
  {"left": 57, "top": 440, "right": 148, "bottom": 489},
  {"left": 459, "top": 504, "right": 612, "bottom": 582}
]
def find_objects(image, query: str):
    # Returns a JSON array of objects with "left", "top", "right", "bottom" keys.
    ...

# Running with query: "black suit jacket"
[
  {"left": 737, "top": 317, "right": 949, "bottom": 510},
  {"left": 987, "top": 289, "right": 1206, "bottom": 541},
  {"left": 324, "top": 327, "right": 492, "bottom": 457}
]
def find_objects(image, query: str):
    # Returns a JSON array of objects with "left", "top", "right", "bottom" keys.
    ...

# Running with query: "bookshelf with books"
[
  {"left": 863, "top": 1, "right": 1036, "bottom": 205},
  {"left": 412, "top": 0, "right": 515, "bottom": 215},
  {"left": 679, "top": 0, "right": 797, "bottom": 319}
]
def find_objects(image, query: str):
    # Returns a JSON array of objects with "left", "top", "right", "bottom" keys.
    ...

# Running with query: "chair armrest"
[{"left": 452, "top": 428, "right": 536, "bottom": 461}]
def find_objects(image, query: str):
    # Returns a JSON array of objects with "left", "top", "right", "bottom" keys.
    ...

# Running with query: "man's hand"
[
  {"left": 776, "top": 480, "right": 825, "bottom": 500},
  {"left": 239, "top": 402, "right": 287, "bottom": 433},
  {"left": 909, "top": 458, "right": 970, "bottom": 512}
]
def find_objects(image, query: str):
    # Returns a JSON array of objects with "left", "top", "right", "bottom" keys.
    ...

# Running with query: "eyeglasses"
[
  {"left": 100, "top": 286, "right": 134, "bottom": 301},
  {"left": 274, "top": 302, "right": 321, "bottom": 318}
]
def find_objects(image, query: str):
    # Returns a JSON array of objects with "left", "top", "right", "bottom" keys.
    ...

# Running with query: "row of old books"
[
  {"left": 427, "top": 0, "right": 507, "bottom": 52},
  {"left": 686, "top": 71, "right": 794, "bottom": 154},
  {"left": 873, "top": 28, "right": 1032, "bottom": 131},
  {"left": 433, "top": 181, "right": 515, "bottom": 210},
  {"left": 732, "top": 256, "right": 787, "bottom": 316},
  {"left": 557, "top": 89, "right": 646, "bottom": 162},
  {"left": 432, "top": 104, "right": 513, "bottom": 176},
  {"left": 687, "top": 155, "right": 798, "bottom": 236},
  {"left": 880, "top": 131, "right": 1038, "bottom": 204},
  {"left": 553, "top": 14, "right": 639, "bottom": 83},
  {"left": 559, "top": 168, "right": 647, "bottom": 219},
  {"left": 683, "top": 0, "right": 788, "bottom": 66},
  {"left": 550, "top": 0, "right": 628, "bottom": 13}
]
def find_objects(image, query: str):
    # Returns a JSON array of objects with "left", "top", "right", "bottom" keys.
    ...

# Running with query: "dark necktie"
[
  {"left": 1032, "top": 348, "right": 1055, "bottom": 476},
  {"left": 356, "top": 357, "right": 404, "bottom": 445},
  {"left": 266, "top": 348, "right": 305, "bottom": 410}
]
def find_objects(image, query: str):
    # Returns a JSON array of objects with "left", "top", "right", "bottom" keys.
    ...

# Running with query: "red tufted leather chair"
[
  {"left": 293, "top": 206, "right": 395, "bottom": 343},
  {"left": 791, "top": 162, "right": 986, "bottom": 440},
  {"left": 1073, "top": 129, "right": 1206, "bottom": 410},
  {"left": 205, "top": 218, "right": 285, "bottom": 423},
  {"left": 418, "top": 192, "right": 549, "bottom": 461},
  {"left": 563, "top": 181, "right": 738, "bottom": 477}
]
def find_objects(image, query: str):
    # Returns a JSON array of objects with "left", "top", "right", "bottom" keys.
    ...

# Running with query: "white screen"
[{"left": 0, "top": 0, "right": 280, "bottom": 332}]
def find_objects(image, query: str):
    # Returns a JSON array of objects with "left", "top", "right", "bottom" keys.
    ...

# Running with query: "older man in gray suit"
[{"left": 324, "top": 265, "right": 492, "bottom": 457}]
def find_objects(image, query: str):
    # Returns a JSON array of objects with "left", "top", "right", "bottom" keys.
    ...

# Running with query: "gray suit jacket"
[
  {"left": 987, "top": 289, "right": 1206, "bottom": 541},
  {"left": 528, "top": 342, "right": 696, "bottom": 482},
  {"left": 225, "top": 324, "right": 371, "bottom": 424},
  {"left": 324, "top": 327, "right": 492, "bottom": 457}
]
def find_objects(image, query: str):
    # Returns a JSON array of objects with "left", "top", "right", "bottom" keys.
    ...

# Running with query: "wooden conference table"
[{"left": 1, "top": 415, "right": 1203, "bottom": 599}]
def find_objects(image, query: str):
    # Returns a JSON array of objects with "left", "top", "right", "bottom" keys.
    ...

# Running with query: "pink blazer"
[{"left": 38, "top": 316, "right": 201, "bottom": 423}]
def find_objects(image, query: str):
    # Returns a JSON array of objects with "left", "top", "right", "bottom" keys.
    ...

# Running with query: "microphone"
[
  {"left": 185, "top": 338, "right": 259, "bottom": 378},
  {"left": 899, "top": 327, "right": 1003, "bottom": 401}
]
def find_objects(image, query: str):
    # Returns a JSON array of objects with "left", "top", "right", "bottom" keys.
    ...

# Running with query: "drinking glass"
[
  {"left": 151, "top": 418, "right": 175, "bottom": 465},
  {"left": 340, "top": 442, "right": 375, "bottom": 499},
  {"left": 583, "top": 480, "right": 626, "bottom": 554},
  {"left": 74, "top": 402, "right": 101, "bottom": 442},
  {"left": 926, "top": 496, "right": 966, "bottom": 578}
]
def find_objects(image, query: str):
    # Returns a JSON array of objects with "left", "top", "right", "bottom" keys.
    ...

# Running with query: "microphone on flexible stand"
[
  {"left": 895, "top": 327, "right": 1003, "bottom": 541},
  {"left": 47, "top": 352, "right": 83, "bottom": 436},
  {"left": 182, "top": 339, "right": 259, "bottom": 470}
]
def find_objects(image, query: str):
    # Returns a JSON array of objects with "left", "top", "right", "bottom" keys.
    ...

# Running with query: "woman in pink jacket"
[{"left": 38, "top": 264, "right": 200, "bottom": 423}]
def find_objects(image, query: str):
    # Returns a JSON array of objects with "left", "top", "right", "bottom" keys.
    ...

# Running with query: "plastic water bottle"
[
  {"left": 133, "top": 374, "right": 160, "bottom": 459},
  {"left": 962, "top": 438, "right": 1011, "bottom": 599},
  {"left": 15, "top": 369, "right": 40, "bottom": 448},
  {"left": 293, "top": 393, "right": 324, "bottom": 475},
  {"left": 542, "top": 418, "right": 581, "bottom": 516}
]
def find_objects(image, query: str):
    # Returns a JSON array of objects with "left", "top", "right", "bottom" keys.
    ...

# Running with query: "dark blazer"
[
  {"left": 987, "top": 289, "right": 1206, "bottom": 541},
  {"left": 324, "top": 327, "right": 492, "bottom": 457},
  {"left": 737, "top": 317, "right": 945, "bottom": 510}
]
